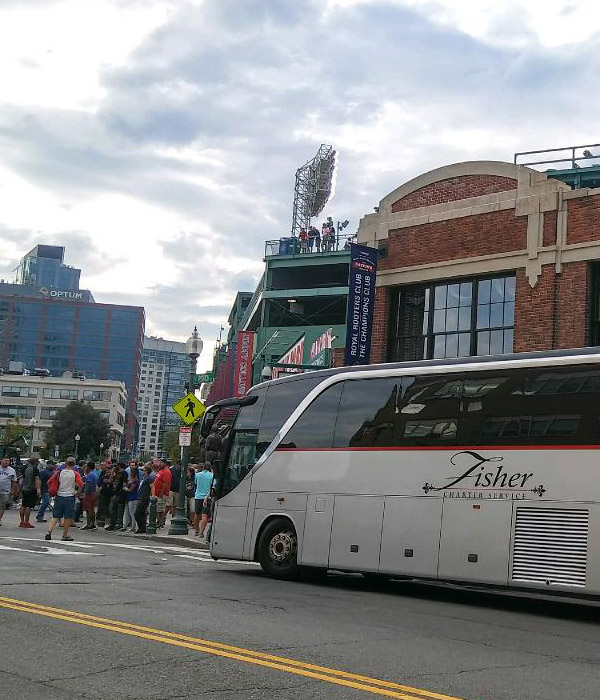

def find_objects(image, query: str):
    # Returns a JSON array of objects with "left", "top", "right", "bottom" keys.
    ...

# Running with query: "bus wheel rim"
[{"left": 269, "top": 530, "right": 296, "bottom": 565}]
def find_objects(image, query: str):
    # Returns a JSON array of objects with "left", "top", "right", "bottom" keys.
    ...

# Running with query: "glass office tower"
[
  {"left": 14, "top": 245, "right": 81, "bottom": 291},
  {"left": 0, "top": 285, "right": 144, "bottom": 452}
]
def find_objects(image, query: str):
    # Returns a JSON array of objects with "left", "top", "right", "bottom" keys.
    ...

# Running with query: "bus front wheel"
[{"left": 258, "top": 518, "right": 299, "bottom": 579}]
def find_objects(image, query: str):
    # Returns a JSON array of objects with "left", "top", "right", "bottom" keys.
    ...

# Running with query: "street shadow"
[{"left": 223, "top": 567, "right": 600, "bottom": 623}]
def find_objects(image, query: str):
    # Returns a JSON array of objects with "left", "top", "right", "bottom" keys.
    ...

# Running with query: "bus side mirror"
[{"left": 201, "top": 412, "right": 216, "bottom": 438}]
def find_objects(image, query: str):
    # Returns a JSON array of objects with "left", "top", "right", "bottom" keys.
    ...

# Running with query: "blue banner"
[{"left": 345, "top": 244, "right": 379, "bottom": 365}]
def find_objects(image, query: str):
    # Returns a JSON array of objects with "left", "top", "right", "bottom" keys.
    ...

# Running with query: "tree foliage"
[
  {"left": 45, "top": 401, "right": 112, "bottom": 459},
  {"left": 163, "top": 426, "right": 203, "bottom": 463},
  {"left": 0, "top": 418, "right": 28, "bottom": 445},
  {"left": 0, "top": 419, "right": 29, "bottom": 457}
]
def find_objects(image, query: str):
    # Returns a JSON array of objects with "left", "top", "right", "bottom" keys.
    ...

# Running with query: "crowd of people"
[
  {"left": 0, "top": 455, "right": 215, "bottom": 543},
  {"left": 298, "top": 223, "right": 338, "bottom": 253}
]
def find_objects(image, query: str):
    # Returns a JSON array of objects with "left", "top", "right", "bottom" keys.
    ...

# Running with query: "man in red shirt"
[{"left": 152, "top": 461, "right": 172, "bottom": 528}]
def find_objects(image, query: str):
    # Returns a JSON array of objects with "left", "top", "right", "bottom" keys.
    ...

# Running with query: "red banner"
[{"left": 233, "top": 331, "right": 255, "bottom": 397}]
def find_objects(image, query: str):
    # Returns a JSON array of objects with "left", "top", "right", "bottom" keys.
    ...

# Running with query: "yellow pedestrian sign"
[{"left": 172, "top": 392, "right": 206, "bottom": 425}]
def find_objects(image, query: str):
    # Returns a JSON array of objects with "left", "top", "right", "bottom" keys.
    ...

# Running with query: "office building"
[
  {"left": 13, "top": 245, "right": 83, "bottom": 293},
  {"left": 137, "top": 336, "right": 189, "bottom": 456},
  {"left": 0, "top": 245, "right": 144, "bottom": 451},
  {"left": 0, "top": 371, "right": 126, "bottom": 458}
]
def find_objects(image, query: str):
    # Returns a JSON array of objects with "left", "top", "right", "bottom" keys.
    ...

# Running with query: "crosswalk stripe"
[{"left": 0, "top": 536, "right": 256, "bottom": 564}]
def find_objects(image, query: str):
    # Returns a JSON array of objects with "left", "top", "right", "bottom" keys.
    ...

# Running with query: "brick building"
[{"left": 355, "top": 160, "right": 600, "bottom": 364}]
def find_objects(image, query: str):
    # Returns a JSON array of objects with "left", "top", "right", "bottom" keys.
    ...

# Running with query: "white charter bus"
[{"left": 203, "top": 349, "right": 600, "bottom": 596}]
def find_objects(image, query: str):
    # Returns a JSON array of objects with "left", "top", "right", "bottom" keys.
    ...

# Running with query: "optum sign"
[{"left": 39, "top": 287, "right": 83, "bottom": 300}]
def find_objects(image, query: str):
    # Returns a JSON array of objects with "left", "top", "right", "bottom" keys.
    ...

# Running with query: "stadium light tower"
[{"left": 291, "top": 144, "right": 337, "bottom": 236}]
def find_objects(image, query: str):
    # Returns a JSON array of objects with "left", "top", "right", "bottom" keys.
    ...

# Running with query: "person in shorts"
[
  {"left": 152, "top": 462, "right": 172, "bottom": 528},
  {"left": 19, "top": 457, "right": 40, "bottom": 528},
  {"left": 45, "top": 458, "right": 82, "bottom": 541},
  {"left": 193, "top": 463, "right": 213, "bottom": 538},
  {"left": 168, "top": 462, "right": 181, "bottom": 517},
  {"left": 0, "top": 458, "right": 18, "bottom": 526}
]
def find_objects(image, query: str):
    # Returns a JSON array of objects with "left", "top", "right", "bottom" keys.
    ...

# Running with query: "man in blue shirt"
[
  {"left": 194, "top": 464, "right": 213, "bottom": 538},
  {"left": 36, "top": 460, "right": 56, "bottom": 523},
  {"left": 81, "top": 463, "right": 99, "bottom": 530}
]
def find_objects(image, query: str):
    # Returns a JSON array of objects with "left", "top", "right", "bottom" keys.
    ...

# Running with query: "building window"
[
  {"left": 0, "top": 405, "right": 36, "bottom": 419},
  {"left": 389, "top": 274, "right": 515, "bottom": 362},
  {"left": 40, "top": 407, "right": 60, "bottom": 420},
  {"left": 43, "top": 388, "right": 80, "bottom": 400},
  {"left": 1, "top": 386, "right": 38, "bottom": 398},
  {"left": 83, "top": 390, "right": 112, "bottom": 402}
]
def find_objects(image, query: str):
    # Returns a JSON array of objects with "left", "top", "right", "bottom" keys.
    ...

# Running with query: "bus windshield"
[{"left": 217, "top": 375, "right": 324, "bottom": 497}]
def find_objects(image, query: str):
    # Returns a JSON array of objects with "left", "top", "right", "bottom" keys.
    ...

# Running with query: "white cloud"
[
  {"left": 328, "top": 0, "right": 600, "bottom": 48},
  {"left": 0, "top": 0, "right": 172, "bottom": 110}
]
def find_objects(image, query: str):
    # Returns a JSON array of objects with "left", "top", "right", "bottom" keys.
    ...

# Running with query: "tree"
[
  {"left": 163, "top": 428, "right": 180, "bottom": 462},
  {"left": 45, "top": 401, "right": 112, "bottom": 460},
  {"left": 0, "top": 419, "right": 29, "bottom": 458},
  {"left": 163, "top": 426, "right": 203, "bottom": 463}
]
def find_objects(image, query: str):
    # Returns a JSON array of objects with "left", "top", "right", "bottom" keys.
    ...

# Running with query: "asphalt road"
[{"left": 1, "top": 509, "right": 600, "bottom": 700}]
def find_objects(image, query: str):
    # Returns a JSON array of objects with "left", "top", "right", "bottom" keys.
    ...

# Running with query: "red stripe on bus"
[{"left": 274, "top": 445, "right": 600, "bottom": 452}]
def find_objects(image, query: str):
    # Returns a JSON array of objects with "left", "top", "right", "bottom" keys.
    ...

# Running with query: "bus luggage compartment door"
[
  {"left": 211, "top": 503, "right": 250, "bottom": 560},
  {"left": 379, "top": 496, "right": 443, "bottom": 578},
  {"left": 300, "top": 494, "right": 334, "bottom": 567},
  {"left": 438, "top": 498, "right": 512, "bottom": 585},
  {"left": 329, "top": 495, "right": 384, "bottom": 572}
]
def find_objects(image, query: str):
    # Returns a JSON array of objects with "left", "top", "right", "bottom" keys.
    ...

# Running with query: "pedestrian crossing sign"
[{"left": 172, "top": 392, "right": 206, "bottom": 425}]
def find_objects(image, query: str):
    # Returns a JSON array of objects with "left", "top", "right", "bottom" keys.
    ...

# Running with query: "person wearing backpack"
[
  {"left": 45, "top": 458, "right": 82, "bottom": 541},
  {"left": 205, "top": 429, "right": 222, "bottom": 464}
]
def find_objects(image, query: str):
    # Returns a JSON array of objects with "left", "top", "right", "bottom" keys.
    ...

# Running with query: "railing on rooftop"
[
  {"left": 514, "top": 143, "right": 600, "bottom": 170},
  {"left": 265, "top": 233, "right": 356, "bottom": 258}
]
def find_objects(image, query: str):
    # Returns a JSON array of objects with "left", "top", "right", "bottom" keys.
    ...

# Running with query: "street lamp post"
[
  {"left": 74, "top": 433, "right": 81, "bottom": 459},
  {"left": 169, "top": 326, "right": 203, "bottom": 536},
  {"left": 28, "top": 417, "right": 37, "bottom": 458},
  {"left": 99, "top": 442, "right": 104, "bottom": 461}
]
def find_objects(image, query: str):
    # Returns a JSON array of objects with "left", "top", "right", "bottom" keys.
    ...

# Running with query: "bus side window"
[
  {"left": 459, "top": 366, "right": 598, "bottom": 446},
  {"left": 333, "top": 377, "right": 404, "bottom": 448},
  {"left": 280, "top": 383, "right": 344, "bottom": 449},
  {"left": 257, "top": 377, "right": 322, "bottom": 451},
  {"left": 395, "top": 375, "right": 461, "bottom": 446}
]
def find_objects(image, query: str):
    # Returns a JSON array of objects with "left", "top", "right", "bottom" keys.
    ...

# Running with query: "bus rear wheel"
[{"left": 258, "top": 518, "right": 299, "bottom": 579}]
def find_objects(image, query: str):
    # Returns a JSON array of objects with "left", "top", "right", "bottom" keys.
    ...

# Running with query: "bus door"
[{"left": 212, "top": 428, "right": 258, "bottom": 560}]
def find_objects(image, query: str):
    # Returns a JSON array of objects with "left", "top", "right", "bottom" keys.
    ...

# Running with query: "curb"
[{"left": 115, "top": 530, "right": 210, "bottom": 551}]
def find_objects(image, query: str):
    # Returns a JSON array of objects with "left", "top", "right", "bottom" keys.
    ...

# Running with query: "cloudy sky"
[{"left": 1, "top": 0, "right": 600, "bottom": 370}]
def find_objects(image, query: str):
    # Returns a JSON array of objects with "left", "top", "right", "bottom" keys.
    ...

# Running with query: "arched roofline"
[{"left": 379, "top": 160, "right": 539, "bottom": 211}]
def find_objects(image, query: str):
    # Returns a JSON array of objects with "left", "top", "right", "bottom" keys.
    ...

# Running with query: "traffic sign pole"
[{"left": 169, "top": 368, "right": 205, "bottom": 536}]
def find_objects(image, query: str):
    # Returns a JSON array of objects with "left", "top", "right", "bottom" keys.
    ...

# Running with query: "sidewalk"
[{"left": 0, "top": 504, "right": 209, "bottom": 550}]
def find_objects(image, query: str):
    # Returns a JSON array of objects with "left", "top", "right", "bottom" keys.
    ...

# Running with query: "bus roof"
[{"left": 251, "top": 347, "right": 600, "bottom": 394}]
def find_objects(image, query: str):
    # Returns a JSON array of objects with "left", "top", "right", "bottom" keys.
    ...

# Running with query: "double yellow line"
[{"left": 0, "top": 596, "right": 464, "bottom": 700}]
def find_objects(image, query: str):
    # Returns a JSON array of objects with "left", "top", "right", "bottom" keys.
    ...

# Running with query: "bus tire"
[{"left": 257, "top": 518, "right": 299, "bottom": 580}]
